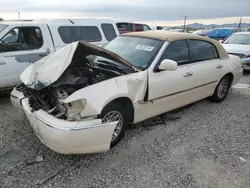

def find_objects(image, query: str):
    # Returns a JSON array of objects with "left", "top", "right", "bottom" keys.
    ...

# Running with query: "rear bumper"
[{"left": 10, "top": 88, "right": 117, "bottom": 155}]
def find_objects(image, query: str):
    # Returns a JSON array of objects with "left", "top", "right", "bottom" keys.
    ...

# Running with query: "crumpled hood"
[
  {"left": 20, "top": 41, "right": 139, "bottom": 90},
  {"left": 222, "top": 44, "right": 250, "bottom": 55}
]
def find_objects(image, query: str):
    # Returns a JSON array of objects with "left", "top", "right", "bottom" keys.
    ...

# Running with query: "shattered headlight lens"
[
  {"left": 69, "top": 99, "right": 86, "bottom": 110},
  {"left": 64, "top": 99, "right": 87, "bottom": 121}
]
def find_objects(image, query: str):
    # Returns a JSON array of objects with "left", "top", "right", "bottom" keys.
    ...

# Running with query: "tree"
[{"left": 0, "top": 18, "right": 3, "bottom": 21}]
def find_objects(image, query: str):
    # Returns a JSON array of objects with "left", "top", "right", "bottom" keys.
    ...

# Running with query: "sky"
[{"left": 1, "top": 0, "right": 250, "bottom": 26}]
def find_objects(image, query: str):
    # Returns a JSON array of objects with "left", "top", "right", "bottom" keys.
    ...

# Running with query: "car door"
[
  {"left": 146, "top": 40, "right": 197, "bottom": 119},
  {"left": 0, "top": 24, "right": 53, "bottom": 89},
  {"left": 185, "top": 39, "right": 225, "bottom": 99}
]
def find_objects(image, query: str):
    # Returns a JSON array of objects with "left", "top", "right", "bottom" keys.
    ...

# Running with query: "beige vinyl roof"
[{"left": 122, "top": 31, "right": 229, "bottom": 59}]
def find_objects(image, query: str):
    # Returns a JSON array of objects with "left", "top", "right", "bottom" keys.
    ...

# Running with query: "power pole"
[
  {"left": 238, "top": 16, "right": 242, "bottom": 28},
  {"left": 18, "top": 12, "right": 20, "bottom": 20},
  {"left": 183, "top": 15, "right": 187, "bottom": 29}
]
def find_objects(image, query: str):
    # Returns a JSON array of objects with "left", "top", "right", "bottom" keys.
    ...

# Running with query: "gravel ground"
[{"left": 0, "top": 73, "right": 250, "bottom": 188}]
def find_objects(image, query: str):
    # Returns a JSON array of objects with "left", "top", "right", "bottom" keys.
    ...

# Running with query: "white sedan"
[
  {"left": 221, "top": 32, "right": 250, "bottom": 71},
  {"left": 10, "top": 31, "right": 243, "bottom": 154}
]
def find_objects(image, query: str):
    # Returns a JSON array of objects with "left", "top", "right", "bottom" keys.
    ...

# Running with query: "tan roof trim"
[
  {"left": 168, "top": 35, "right": 229, "bottom": 59},
  {"left": 122, "top": 31, "right": 229, "bottom": 59}
]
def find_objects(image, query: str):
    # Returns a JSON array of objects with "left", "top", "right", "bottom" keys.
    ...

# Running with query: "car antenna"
[{"left": 69, "top": 19, "right": 75, "bottom": 24}]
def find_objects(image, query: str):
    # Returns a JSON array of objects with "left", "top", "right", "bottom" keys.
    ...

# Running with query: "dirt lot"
[{"left": 0, "top": 73, "right": 250, "bottom": 188}]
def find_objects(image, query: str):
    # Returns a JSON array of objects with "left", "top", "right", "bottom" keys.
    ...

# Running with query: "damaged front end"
[
  {"left": 10, "top": 41, "right": 143, "bottom": 154},
  {"left": 16, "top": 42, "right": 137, "bottom": 121},
  {"left": 16, "top": 41, "right": 138, "bottom": 121}
]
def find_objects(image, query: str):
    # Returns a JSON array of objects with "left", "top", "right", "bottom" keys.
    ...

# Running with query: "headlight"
[
  {"left": 242, "top": 54, "right": 250, "bottom": 59},
  {"left": 68, "top": 99, "right": 86, "bottom": 110},
  {"left": 63, "top": 99, "right": 87, "bottom": 121},
  {"left": 241, "top": 55, "right": 250, "bottom": 64}
]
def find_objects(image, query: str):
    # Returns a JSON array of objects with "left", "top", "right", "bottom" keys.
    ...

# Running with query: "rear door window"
[
  {"left": 187, "top": 40, "right": 218, "bottom": 62},
  {"left": 101, "top": 23, "right": 117, "bottom": 41},
  {"left": 135, "top": 24, "right": 143, "bottom": 31},
  {"left": 159, "top": 40, "right": 190, "bottom": 66},
  {"left": 58, "top": 26, "right": 102, "bottom": 43}
]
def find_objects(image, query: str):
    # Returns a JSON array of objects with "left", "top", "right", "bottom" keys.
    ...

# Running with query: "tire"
[
  {"left": 208, "top": 75, "right": 231, "bottom": 103},
  {"left": 101, "top": 102, "right": 128, "bottom": 147}
]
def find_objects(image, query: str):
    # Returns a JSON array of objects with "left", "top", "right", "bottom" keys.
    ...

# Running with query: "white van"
[{"left": 0, "top": 18, "right": 119, "bottom": 91}]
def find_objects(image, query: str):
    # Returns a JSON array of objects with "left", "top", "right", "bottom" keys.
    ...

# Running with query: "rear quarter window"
[
  {"left": 58, "top": 26, "right": 102, "bottom": 43},
  {"left": 188, "top": 40, "right": 219, "bottom": 62}
]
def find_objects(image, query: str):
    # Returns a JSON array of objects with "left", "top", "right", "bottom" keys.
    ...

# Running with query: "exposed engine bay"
[
  {"left": 17, "top": 41, "right": 137, "bottom": 121},
  {"left": 17, "top": 56, "right": 125, "bottom": 120}
]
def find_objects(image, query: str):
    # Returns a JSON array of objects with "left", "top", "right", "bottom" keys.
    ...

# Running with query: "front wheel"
[
  {"left": 208, "top": 75, "right": 230, "bottom": 103},
  {"left": 101, "top": 103, "right": 128, "bottom": 147}
]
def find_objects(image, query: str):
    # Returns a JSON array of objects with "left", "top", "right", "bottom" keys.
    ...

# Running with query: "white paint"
[
  {"left": 10, "top": 35, "right": 243, "bottom": 155},
  {"left": 21, "top": 98, "right": 117, "bottom": 154}
]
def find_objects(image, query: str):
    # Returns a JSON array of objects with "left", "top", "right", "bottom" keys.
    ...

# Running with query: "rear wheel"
[
  {"left": 101, "top": 103, "right": 128, "bottom": 147},
  {"left": 208, "top": 75, "right": 230, "bottom": 103}
]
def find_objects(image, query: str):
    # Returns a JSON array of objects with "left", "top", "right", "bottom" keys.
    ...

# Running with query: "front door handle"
[
  {"left": 217, "top": 64, "right": 223, "bottom": 69},
  {"left": 184, "top": 72, "right": 193, "bottom": 77}
]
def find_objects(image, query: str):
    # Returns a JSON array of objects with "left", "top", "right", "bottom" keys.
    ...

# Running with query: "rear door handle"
[
  {"left": 184, "top": 72, "right": 193, "bottom": 77},
  {"left": 217, "top": 64, "right": 223, "bottom": 69}
]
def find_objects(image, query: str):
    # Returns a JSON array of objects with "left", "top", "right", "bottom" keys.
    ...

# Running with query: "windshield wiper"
[{"left": 96, "top": 60, "right": 128, "bottom": 74}]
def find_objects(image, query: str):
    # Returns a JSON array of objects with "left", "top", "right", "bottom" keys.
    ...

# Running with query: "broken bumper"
[
  {"left": 10, "top": 88, "right": 117, "bottom": 155},
  {"left": 10, "top": 87, "right": 25, "bottom": 110}
]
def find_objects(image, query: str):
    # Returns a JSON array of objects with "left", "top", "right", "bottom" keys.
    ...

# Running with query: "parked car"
[
  {"left": 116, "top": 22, "right": 151, "bottom": 34},
  {"left": 208, "top": 28, "right": 241, "bottom": 41},
  {"left": 156, "top": 26, "right": 163, "bottom": 30},
  {"left": 162, "top": 27, "right": 170, "bottom": 31},
  {"left": 168, "top": 29, "right": 189, "bottom": 33},
  {"left": 0, "top": 18, "right": 119, "bottom": 91},
  {"left": 192, "top": 29, "right": 211, "bottom": 37},
  {"left": 11, "top": 31, "right": 243, "bottom": 155},
  {"left": 221, "top": 32, "right": 250, "bottom": 70}
]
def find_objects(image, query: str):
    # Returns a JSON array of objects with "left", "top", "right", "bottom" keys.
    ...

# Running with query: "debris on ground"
[
  {"left": 25, "top": 156, "right": 44, "bottom": 166},
  {"left": 239, "top": 157, "right": 246, "bottom": 162}
]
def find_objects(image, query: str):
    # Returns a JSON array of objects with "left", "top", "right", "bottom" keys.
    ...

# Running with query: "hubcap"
[
  {"left": 217, "top": 79, "right": 229, "bottom": 99},
  {"left": 102, "top": 110, "right": 123, "bottom": 142}
]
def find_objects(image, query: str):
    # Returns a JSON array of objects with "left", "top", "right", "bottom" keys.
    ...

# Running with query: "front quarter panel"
[{"left": 62, "top": 71, "right": 147, "bottom": 117}]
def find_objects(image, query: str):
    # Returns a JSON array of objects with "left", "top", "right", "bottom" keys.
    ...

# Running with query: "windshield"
[
  {"left": 104, "top": 36, "right": 163, "bottom": 70},
  {"left": 0, "top": 24, "right": 8, "bottom": 33},
  {"left": 223, "top": 34, "right": 250, "bottom": 45},
  {"left": 209, "top": 29, "right": 233, "bottom": 37}
]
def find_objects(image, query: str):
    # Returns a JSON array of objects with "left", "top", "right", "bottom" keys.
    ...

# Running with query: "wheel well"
[
  {"left": 105, "top": 97, "right": 134, "bottom": 123},
  {"left": 224, "top": 73, "right": 234, "bottom": 87}
]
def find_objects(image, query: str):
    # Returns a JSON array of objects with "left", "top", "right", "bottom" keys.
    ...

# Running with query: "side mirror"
[
  {"left": 158, "top": 59, "right": 178, "bottom": 71},
  {"left": 0, "top": 43, "right": 8, "bottom": 52}
]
